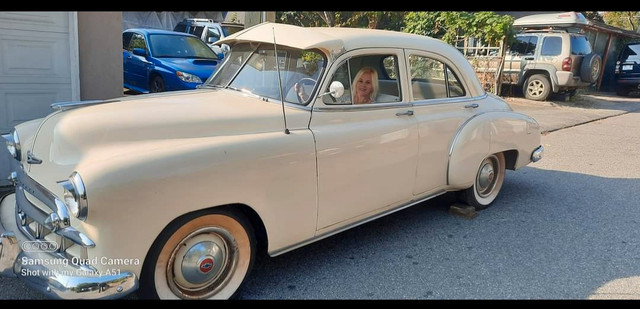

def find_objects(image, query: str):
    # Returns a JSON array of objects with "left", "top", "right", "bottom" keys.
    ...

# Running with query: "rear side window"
[
  {"left": 570, "top": 36, "right": 592, "bottom": 55},
  {"left": 510, "top": 36, "right": 538, "bottom": 56},
  {"left": 620, "top": 43, "right": 640, "bottom": 62},
  {"left": 128, "top": 33, "right": 147, "bottom": 52},
  {"left": 174, "top": 23, "right": 187, "bottom": 32},
  {"left": 122, "top": 32, "right": 133, "bottom": 50},
  {"left": 541, "top": 37, "right": 562, "bottom": 56}
]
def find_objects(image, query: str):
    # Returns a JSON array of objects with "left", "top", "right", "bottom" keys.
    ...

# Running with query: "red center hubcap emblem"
[{"left": 199, "top": 257, "right": 215, "bottom": 273}]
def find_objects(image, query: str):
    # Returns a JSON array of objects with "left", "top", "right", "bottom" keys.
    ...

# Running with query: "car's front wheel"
[
  {"left": 462, "top": 153, "right": 506, "bottom": 210},
  {"left": 140, "top": 208, "right": 256, "bottom": 299},
  {"left": 150, "top": 75, "right": 166, "bottom": 93}
]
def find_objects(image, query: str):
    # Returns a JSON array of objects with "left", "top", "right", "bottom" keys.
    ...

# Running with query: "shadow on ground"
[{"left": 231, "top": 167, "right": 640, "bottom": 299}]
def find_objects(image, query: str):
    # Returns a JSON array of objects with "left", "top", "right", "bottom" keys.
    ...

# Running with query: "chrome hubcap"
[
  {"left": 167, "top": 227, "right": 237, "bottom": 298},
  {"left": 476, "top": 157, "right": 499, "bottom": 198}
]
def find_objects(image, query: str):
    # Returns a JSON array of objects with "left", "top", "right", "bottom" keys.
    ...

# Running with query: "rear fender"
[{"left": 447, "top": 112, "right": 540, "bottom": 190}]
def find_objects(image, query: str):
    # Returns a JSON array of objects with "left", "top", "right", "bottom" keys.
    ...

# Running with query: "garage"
[{"left": 0, "top": 12, "right": 80, "bottom": 184}]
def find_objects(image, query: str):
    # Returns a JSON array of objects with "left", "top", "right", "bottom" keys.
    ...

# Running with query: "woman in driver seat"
[{"left": 352, "top": 67, "right": 379, "bottom": 104}]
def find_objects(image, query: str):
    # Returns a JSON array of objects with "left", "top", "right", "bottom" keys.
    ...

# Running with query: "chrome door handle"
[
  {"left": 464, "top": 103, "right": 479, "bottom": 109},
  {"left": 396, "top": 110, "right": 414, "bottom": 116}
]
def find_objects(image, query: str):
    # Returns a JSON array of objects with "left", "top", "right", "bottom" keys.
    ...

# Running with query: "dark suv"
[
  {"left": 615, "top": 42, "right": 640, "bottom": 96},
  {"left": 502, "top": 31, "right": 601, "bottom": 101}
]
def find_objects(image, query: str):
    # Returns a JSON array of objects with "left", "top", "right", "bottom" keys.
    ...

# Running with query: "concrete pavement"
[{"left": 505, "top": 91, "right": 640, "bottom": 133}]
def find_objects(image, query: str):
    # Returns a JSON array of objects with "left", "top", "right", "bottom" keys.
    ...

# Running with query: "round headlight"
[{"left": 58, "top": 172, "right": 88, "bottom": 221}]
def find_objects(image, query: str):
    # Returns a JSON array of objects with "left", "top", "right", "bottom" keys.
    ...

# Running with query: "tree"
[
  {"left": 403, "top": 11, "right": 514, "bottom": 46},
  {"left": 602, "top": 11, "right": 640, "bottom": 32},
  {"left": 277, "top": 11, "right": 406, "bottom": 31},
  {"left": 581, "top": 11, "right": 604, "bottom": 23}
]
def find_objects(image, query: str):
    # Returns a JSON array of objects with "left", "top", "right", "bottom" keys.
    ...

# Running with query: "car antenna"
[{"left": 272, "top": 27, "right": 290, "bottom": 135}]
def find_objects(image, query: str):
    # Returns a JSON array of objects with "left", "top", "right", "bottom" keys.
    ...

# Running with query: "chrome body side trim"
[{"left": 50, "top": 99, "right": 119, "bottom": 111}]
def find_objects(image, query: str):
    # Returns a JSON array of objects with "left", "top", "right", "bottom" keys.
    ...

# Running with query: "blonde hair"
[{"left": 352, "top": 67, "right": 378, "bottom": 104}]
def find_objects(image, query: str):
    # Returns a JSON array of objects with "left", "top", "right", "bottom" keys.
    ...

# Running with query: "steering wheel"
[{"left": 294, "top": 78, "right": 317, "bottom": 103}]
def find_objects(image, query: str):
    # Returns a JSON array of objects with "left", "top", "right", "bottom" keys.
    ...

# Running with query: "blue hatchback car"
[{"left": 122, "top": 29, "right": 221, "bottom": 93}]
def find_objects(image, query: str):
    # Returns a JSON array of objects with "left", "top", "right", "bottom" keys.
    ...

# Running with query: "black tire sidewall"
[
  {"left": 139, "top": 207, "right": 256, "bottom": 299},
  {"left": 580, "top": 53, "right": 601, "bottom": 83},
  {"left": 150, "top": 76, "right": 166, "bottom": 93}
]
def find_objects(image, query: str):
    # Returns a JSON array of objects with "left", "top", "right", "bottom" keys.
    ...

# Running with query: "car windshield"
[
  {"left": 148, "top": 34, "right": 218, "bottom": 59},
  {"left": 205, "top": 43, "right": 326, "bottom": 105}
]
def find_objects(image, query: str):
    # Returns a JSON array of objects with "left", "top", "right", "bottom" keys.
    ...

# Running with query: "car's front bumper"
[{"left": 0, "top": 160, "right": 138, "bottom": 299}]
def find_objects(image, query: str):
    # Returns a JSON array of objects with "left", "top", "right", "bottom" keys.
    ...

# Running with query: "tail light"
[
  {"left": 615, "top": 61, "right": 620, "bottom": 74},
  {"left": 562, "top": 57, "right": 572, "bottom": 71}
]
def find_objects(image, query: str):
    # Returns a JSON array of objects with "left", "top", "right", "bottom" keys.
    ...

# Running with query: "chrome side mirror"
[{"left": 328, "top": 81, "right": 345, "bottom": 98}]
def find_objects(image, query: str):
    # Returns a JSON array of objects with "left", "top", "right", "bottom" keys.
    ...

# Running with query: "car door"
[
  {"left": 127, "top": 32, "right": 151, "bottom": 89},
  {"left": 122, "top": 31, "right": 134, "bottom": 86},
  {"left": 310, "top": 49, "right": 419, "bottom": 230},
  {"left": 405, "top": 50, "right": 480, "bottom": 195},
  {"left": 503, "top": 35, "right": 539, "bottom": 84}
]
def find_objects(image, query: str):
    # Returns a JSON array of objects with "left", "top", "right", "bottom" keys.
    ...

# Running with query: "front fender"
[
  {"left": 447, "top": 112, "right": 541, "bottom": 190},
  {"left": 74, "top": 130, "right": 317, "bottom": 276}
]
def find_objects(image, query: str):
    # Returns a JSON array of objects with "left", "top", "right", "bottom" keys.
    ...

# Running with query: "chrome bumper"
[
  {"left": 0, "top": 163, "right": 138, "bottom": 299},
  {"left": 531, "top": 145, "right": 544, "bottom": 162}
]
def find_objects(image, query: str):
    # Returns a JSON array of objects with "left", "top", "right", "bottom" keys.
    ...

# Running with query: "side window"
[
  {"left": 123, "top": 32, "right": 133, "bottom": 50},
  {"left": 510, "top": 36, "right": 538, "bottom": 56},
  {"left": 409, "top": 55, "right": 447, "bottom": 100},
  {"left": 323, "top": 60, "right": 352, "bottom": 105},
  {"left": 129, "top": 33, "right": 147, "bottom": 52},
  {"left": 206, "top": 27, "right": 221, "bottom": 43},
  {"left": 192, "top": 26, "right": 205, "bottom": 38},
  {"left": 382, "top": 56, "right": 397, "bottom": 79},
  {"left": 541, "top": 37, "right": 562, "bottom": 56},
  {"left": 570, "top": 36, "right": 592, "bottom": 55},
  {"left": 323, "top": 54, "right": 402, "bottom": 105},
  {"left": 174, "top": 23, "right": 187, "bottom": 32},
  {"left": 446, "top": 67, "right": 466, "bottom": 97}
]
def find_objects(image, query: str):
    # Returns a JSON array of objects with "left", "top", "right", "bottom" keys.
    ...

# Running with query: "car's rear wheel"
[
  {"left": 524, "top": 74, "right": 551, "bottom": 101},
  {"left": 150, "top": 75, "right": 166, "bottom": 93},
  {"left": 462, "top": 153, "right": 506, "bottom": 210},
  {"left": 140, "top": 208, "right": 256, "bottom": 299}
]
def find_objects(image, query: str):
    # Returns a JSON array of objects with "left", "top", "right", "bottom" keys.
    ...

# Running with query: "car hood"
[
  {"left": 157, "top": 58, "right": 218, "bottom": 80},
  {"left": 27, "top": 89, "right": 309, "bottom": 173}
]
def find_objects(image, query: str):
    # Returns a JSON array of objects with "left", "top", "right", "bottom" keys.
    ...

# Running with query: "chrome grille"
[{"left": 11, "top": 160, "right": 95, "bottom": 269}]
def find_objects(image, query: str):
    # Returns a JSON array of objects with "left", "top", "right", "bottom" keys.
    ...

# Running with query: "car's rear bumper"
[
  {"left": 556, "top": 71, "right": 591, "bottom": 88},
  {"left": 615, "top": 77, "right": 640, "bottom": 88}
]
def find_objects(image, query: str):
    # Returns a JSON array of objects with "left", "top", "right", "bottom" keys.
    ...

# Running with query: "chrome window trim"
[
  {"left": 313, "top": 102, "right": 413, "bottom": 112},
  {"left": 312, "top": 47, "right": 409, "bottom": 110},
  {"left": 411, "top": 93, "right": 488, "bottom": 107}
]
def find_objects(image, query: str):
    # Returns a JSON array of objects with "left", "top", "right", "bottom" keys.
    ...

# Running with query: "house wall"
[{"left": 77, "top": 12, "right": 123, "bottom": 100}]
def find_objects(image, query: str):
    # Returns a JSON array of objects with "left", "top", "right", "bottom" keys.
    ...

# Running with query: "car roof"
[
  {"left": 219, "top": 22, "right": 452, "bottom": 52},
  {"left": 218, "top": 22, "right": 485, "bottom": 97},
  {"left": 125, "top": 28, "right": 199, "bottom": 37}
]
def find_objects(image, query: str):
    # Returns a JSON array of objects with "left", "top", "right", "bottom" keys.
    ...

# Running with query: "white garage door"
[{"left": 0, "top": 12, "right": 79, "bottom": 184}]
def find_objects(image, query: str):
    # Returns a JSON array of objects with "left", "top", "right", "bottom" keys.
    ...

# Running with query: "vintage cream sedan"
[{"left": 0, "top": 22, "right": 543, "bottom": 299}]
